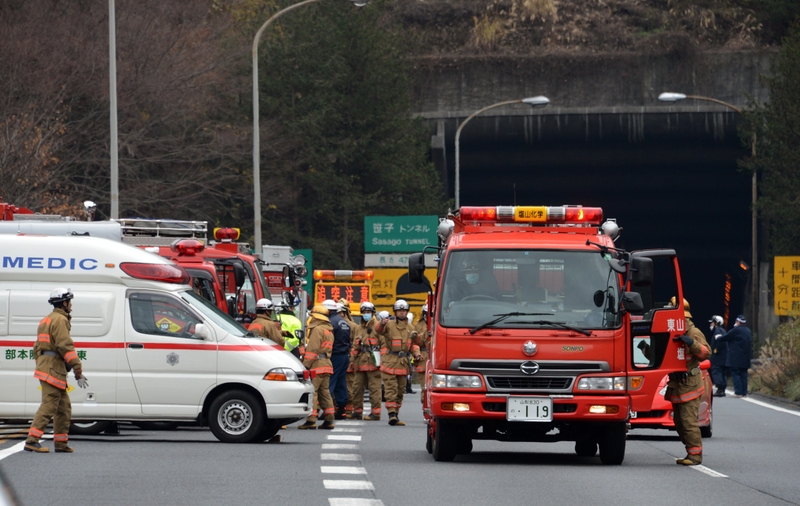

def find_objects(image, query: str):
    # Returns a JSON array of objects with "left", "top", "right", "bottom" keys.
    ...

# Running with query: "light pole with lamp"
[
  {"left": 252, "top": 0, "right": 368, "bottom": 257},
  {"left": 658, "top": 92, "right": 758, "bottom": 332},
  {"left": 454, "top": 96, "right": 550, "bottom": 209}
]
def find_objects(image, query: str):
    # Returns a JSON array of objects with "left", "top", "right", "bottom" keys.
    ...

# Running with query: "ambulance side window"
[{"left": 129, "top": 293, "right": 202, "bottom": 339}]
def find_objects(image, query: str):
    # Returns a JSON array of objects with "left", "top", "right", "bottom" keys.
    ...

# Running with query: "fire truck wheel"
[
  {"left": 455, "top": 438, "right": 473, "bottom": 455},
  {"left": 426, "top": 423, "right": 433, "bottom": 454},
  {"left": 432, "top": 419, "right": 457, "bottom": 462},
  {"left": 574, "top": 440, "right": 598, "bottom": 457},
  {"left": 598, "top": 423, "right": 626, "bottom": 465},
  {"left": 209, "top": 390, "right": 265, "bottom": 443}
]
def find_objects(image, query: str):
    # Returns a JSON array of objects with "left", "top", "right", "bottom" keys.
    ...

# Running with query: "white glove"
[{"left": 76, "top": 374, "right": 89, "bottom": 389}]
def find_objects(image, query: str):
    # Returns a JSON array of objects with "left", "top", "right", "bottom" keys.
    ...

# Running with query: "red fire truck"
[{"left": 407, "top": 205, "right": 689, "bottom": 464}]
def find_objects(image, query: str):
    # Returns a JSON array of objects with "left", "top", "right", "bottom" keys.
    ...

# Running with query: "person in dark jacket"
[
  {"left": 708, "top": 315, "right": 728, "bottom": 397},
  {"left": 327, "top": 300, "right": 352, "bottom": 419},
  {"left": 716, "top": 314, "right": 752, "bottom": 397}
]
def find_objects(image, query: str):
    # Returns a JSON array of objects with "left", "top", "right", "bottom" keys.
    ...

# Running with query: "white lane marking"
[
  {"left": 335, "top": 421, "right": 366, "bottom": 426},
  {"left": 329, "top": 499, "right": 384, "bottom": 506},
  {"left": 332, "top": 428, "right": 362, "bottom": 432},
  {"left": 321, "top": 466, "right": 368, "bottom": 474},
  {"left": 321, "top": 453, "right": 361, "bottom": 461},
  {"left": 726, "top": 389, "right": 800, "bottom": 417},
  {"left": 322, "top": 444, "right": 359, "bottom": 450},
  {"left": 691, "top": 465, "right": 729, "bottom": 478},
  {"left": 327, "top": 435, "right": 362, "bottom": 441},
  {"left": 323, "top": 480, "right": 374, "bottom": 490},
  {"left": 0, "top": 442, "right": 25, "bottom": 461}
]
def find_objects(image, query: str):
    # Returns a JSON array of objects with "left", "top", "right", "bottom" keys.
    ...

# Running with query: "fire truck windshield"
[{"left": 439, "top": 249, "right": 621, "bottom": 331}]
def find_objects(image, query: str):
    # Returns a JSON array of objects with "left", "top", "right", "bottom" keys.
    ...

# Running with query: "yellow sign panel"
[
  {"left": 774, "top": 256, "right": 800, "bottom": 315},
  {"left": 370, "top": 268, "right": 437, "bottom": 317},
  {"left": 156, "top": 317, "right": 183, "bottom": 333},
  {"left": 514, "top": 206, "right": 547, "bottom": 223}
]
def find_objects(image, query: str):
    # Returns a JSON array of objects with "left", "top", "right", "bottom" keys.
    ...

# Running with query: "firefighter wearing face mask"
[
  {"left": 347, "top": 302, "right": 382, "bottom": 420},
  {"left": 374, "top": 299, "right": 421, "bottom": 426}
]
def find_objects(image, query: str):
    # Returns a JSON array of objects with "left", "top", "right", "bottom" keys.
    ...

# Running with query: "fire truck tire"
[
  {"left": 455, "top": 438, "right": 473, "bottom": 455},
  {"left": 426, "top": 424, "right": 433, "bottom": 454},
  {"left": 432, "top": 419, "right": 457, "bottom": 462},
  {"left": 574, "top": 440, "right": 598, "bottom": 457},
  {"left": 598, "top": 423, "right": 626, "bottom": 465},
  {"left": 209, "top": 390, "right": 265, "bottom": 443},
  {"left": 69, "top": 421, "right": 112, "bottom": 435}
]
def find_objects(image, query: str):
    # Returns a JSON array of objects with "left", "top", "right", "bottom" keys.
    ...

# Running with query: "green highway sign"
[{"left": 364, "top": 215, "right": 438, "bottom": 253}]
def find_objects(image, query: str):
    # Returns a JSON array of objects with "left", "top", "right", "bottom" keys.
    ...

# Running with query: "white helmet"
[
  {"left": 378, "top": 310, "right": 391, "bottom": 320},
  {"left": 48, "top": 287, "right": 74, "bottom": 305},
  {"left": 421, "top": 304, "right": 428, "bottom": 314},
  {"left": 709, "top": 315, "right": 724, "bottom": 326},
  {"left": 256, "top": 298, "right": 274, "bottom": 311},
  {"left": 360, "top": 301, "right": 376, "bottom": 313},
  {"left": 393, "top": 299, "right": 409, "bottom": 311},
  {"left": 322, "top": 299, "right": 339, "bottom": 312}
]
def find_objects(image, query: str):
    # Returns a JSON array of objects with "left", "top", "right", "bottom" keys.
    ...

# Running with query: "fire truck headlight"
[
  {"left": 576, "top": 377, "right": 626, "bottom": 391},
  {"left": 432, "top": 374, "right": 483, "bottom": 389}
]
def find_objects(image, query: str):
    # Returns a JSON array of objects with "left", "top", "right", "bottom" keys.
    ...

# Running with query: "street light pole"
[
  {"left": 659, "top": 92, "right": 758, "bottom": 333},
  {"left": 454, "top": 96, "right": 550, "bottom": 209},
  {"left": 252, "top": 0, "right": 367, "bottom": 257},
  {"left": 109, "top": 0, "right": 119, "bottom": 219}
]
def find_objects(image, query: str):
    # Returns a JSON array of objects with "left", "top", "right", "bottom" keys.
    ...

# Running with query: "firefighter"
[
  {"left": 248, "top": 299, "right": 285, "bottom": 348},
  {"left": 25, "top": 288, "right": 88, "bottom": 453},
  {"left": 412, "top": 303, "right": 430, "bottom": 401},
  {"left": 298, "top": 304, "right": 336, "bottom": 430},
  {"left": 337, "top": 298, "right": 358, "bottom": 418},
  {"left": 348, "top": 302, "right": 382, "bottom": 421},
  {"left": 664, "top": 297, "right": 711, "bottom": 465},
  {"left": 375, "top": 299, "right": 421, "bottom": 426}
]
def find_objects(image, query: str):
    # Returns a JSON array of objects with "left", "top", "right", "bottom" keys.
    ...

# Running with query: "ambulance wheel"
[
  {"left": 69, "top": 421, "right": 112, "bottom": 436},
  {"left": 432, "top": 419, "right": 457, "bottom": 462},
  {"left": 209, "top": 390, "right": 265, "bottom": 443},
  {"left": 426, "top": 424, "right": 433, "bottom": 454},
  {"left": 575, "top": 441, "right": 598, "bottom": 457},
  {"left": 257, "top": 419, "right": 282, "bottom": 442},
  {"left": 598, "top": 423, "right": 626, "bottom": 465}
]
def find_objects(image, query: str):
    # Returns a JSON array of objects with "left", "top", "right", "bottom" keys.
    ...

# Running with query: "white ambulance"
[{"left": 0, "top": 235, "right": 313, "bottom": 443}]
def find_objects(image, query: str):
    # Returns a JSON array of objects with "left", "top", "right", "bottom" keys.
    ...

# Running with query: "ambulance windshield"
[
  {"left": 179, "top": 290, "right": 249, "bottom": 337},
  {"left": 439, "top": 249, "right": 621, "bottom": 331}
]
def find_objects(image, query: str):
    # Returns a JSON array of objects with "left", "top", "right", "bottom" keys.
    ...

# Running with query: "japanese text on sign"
[
  {"left": 365, "top": 216, "right": 439, "bottom": 253},
  {"left": 774, "top": 256, "right": 800, "bottom": 315}
]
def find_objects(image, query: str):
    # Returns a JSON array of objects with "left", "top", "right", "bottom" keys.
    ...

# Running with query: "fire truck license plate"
[{"left": 506, "top": 397, "right": 553, "bottom": 422}]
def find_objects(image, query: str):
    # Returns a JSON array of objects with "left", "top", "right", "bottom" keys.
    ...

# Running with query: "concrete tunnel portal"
[{"left": 427, "top": 110, "right": 753, "bottom": 328}]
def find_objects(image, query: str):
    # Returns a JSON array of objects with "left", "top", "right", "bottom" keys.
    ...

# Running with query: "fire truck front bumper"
[{"left": 427, "top": 391, "right": 630, "bottom": 423}]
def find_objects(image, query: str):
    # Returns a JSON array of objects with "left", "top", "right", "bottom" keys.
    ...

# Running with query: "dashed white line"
[
  {"left": 335, "top": 421, "right": 366, "bottom": 426},
  {"left": 332, "top": 428, "right": 363, "bottom": 432},
  {"left": 327, "top": 435, "right": 362, "bottom": 441},
  {"left": 322, "top": 453, "right": 361, "bottom": 461},
  {"left": 322, "top": 443, "right": 359, "bottom": 450},
  {"left": 329, "top": 499, "right": 384, "bottom": 506},
  {"left": 323, "top": 480, "right": 374, "bottom": 490},
  {"left": 321, "top": 466, "right": 368, "bottom": 474},
  {"left": 691, "top": 465, "right": 729, "bottom": 478}
]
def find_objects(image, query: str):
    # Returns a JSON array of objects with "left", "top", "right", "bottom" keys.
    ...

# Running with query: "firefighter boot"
[
  {"left": 334, "top": 406, "right": 347, "bottom": 420},
  {"left": 676, "top": 455, "right": 702, "bottom": 466},
  {"left": 320, "top": 420, "right": 335, "bottom": 430},
  {"left": 55, "top": 444, "right": 74, "bottom": 453},
  {"left": 298, "top": 421, "right": 318, "bottom": 430},
  {"left": 24, "top": 442, "right": 49, "bottom": 453},
  {"left": 388, "top": 413, "right": 398, "bottom": 426},
  {"left": 364, "top": 414, "right": 380, "bottom": 421}
]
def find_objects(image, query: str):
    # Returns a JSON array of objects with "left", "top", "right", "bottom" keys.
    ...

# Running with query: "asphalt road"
[{"left": 2, "top": 388, "right": 799, "bottom": 506}]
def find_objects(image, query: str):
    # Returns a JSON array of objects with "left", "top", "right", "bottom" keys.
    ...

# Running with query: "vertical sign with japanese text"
[
  {"left": 364, "top": 216, "right": 438, "bottom": 253},
  {"left": 774, "top": 256, "right": 800, "bottom": 315}
]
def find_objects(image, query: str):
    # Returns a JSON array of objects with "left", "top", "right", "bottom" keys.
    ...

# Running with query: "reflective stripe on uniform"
[
  {"left": 668, "top": 388, "right": 704, "bottom": 404},
  {"left": 380, "top": 365, "right": 408, "bottom": 376},
  {"left": 37, "top": 334, "right": 50, "bottom": 342},
  {"left": 28, "top": 427, "right": 44, "bottom": 438},
  {"left": 63, "top": 351, "right": 78, "bottom": 362},
  {"left": 385, "top": 401, "right": 397, "bottom": 409},
  {"left": 53, "top": 433, "right": 69, "bottom": 442},
  {"left": 687, "top": 446, "right": 702, "bottom": 455},
  {"left": 312, "top": 366, "right": 334, "bottom": 375},
  {"left": 33, "top": 370, "right": 67, "bottom": 390},
  {"left": 322, "top": 407, "right": 335, "bottom": 415}
]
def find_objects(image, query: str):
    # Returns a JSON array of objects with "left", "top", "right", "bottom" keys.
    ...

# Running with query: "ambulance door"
[
  {"left": 125, "top": 291, "right": 217, "bottom": 417},
  {"left": 627, "top": 250, "right": 689, "bottom": 413}
]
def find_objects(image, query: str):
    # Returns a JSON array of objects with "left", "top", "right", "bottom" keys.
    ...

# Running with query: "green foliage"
[
  {"left": 743, "top": 0, "right": 800, "bottom": 43},
  {"left": 255, "top": 0, "right": 445, "bottom": 268},
  {"left": 750, "top": 318, "right": 800, "bottom": 400},
  {"left": 741, "top": 25, "right": 800, "bottom": 256}
]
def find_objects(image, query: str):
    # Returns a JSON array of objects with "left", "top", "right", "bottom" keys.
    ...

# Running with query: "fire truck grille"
[{"left": 486, "top": 376, "right": 573, "bottom": 390}]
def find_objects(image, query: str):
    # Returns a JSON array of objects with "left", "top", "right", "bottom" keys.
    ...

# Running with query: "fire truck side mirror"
[
  {"left": 408, "top": 253, "right": 426, "bottom": 284},
  {"left": 282, "top": 265, "right": 295, "bottom": 289},
  {"left": 233, "top": 263, "right": 246, "bottom": 288},
  {"left": 630, "top": 256, "right": 654, "bottom": 287},
  {"left": 622, "top": 292, "right": 644, "bottom": 313}
]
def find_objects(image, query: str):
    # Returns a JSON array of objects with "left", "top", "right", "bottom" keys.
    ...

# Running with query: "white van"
[{"left": 0, "top": 235, "right": 313, "bottom": 443}]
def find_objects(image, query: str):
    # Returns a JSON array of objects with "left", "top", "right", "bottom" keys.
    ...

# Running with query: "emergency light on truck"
[
  {"left": 313, "top": 270, "right": 374, "bottom": 281},
  {"left": 459, "top": 206, "right": 603, "bottom": 225}
]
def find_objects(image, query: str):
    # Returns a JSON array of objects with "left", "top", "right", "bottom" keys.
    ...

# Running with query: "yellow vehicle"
[{"left": 313, "top": 270, "right": 373, "bottom": 319}]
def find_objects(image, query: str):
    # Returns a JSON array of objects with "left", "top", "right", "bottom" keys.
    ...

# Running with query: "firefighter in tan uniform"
[
  {"left": 412, "top": 304, "right": 430, "bottom": 401},
  {"left": 247, "top": 299, "right": 285, "bottom": 348},
  {"left": 347, "top": 302, "right": 382, "bottom": 421},
  {"left": 298, "top": 304, "right": 336, "bottom": 430},
  {"left": 374, "top": 299, "right": 421, "bottom": 426},
  {"left": 25, "top": 288, "right": 88, "bottom": 453},
  {"left": 658, "top": 297, "right": 710, "bottom": 465}
]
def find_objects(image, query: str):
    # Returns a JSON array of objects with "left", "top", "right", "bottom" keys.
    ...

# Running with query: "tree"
[
  {"left": 254, "top": 0, "right": 445, "bottom": 268},
  {"left": 741, "top": 25, "right": 800, "bottom": 257}
]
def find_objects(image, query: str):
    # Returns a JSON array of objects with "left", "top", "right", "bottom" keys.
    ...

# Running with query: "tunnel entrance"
[{"left": 434, "top": 112, "right": 752, "bottom": 327}]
